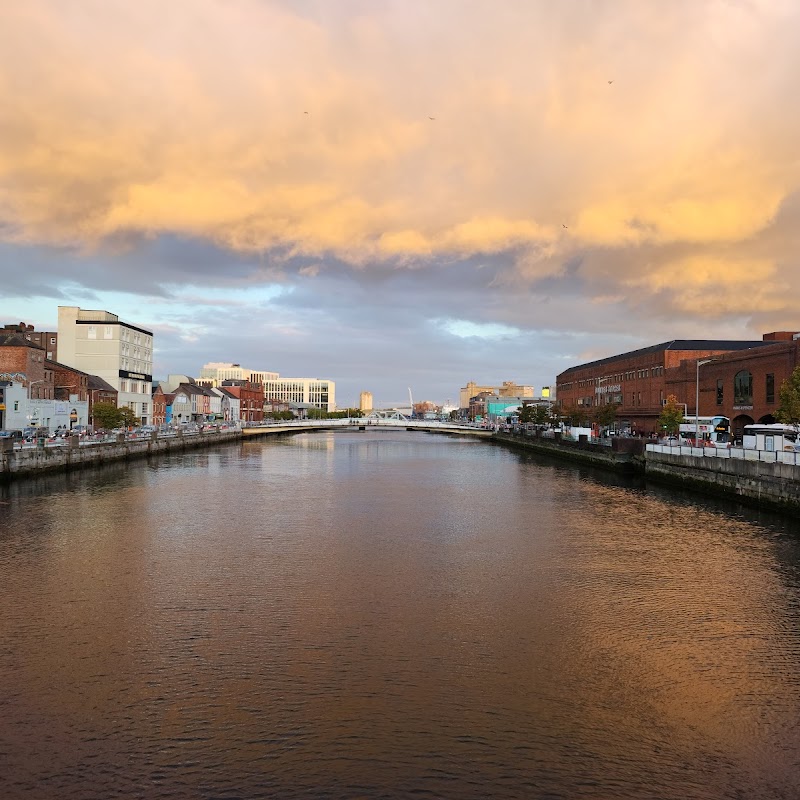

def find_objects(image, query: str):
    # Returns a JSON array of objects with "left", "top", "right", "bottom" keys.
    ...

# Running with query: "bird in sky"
[
  {"left": 562, "top": 224, "right": 568, "bottom": 229},
  {"left": 304, "top": 111, "right": 309, "bottom": 114},
  {"left": 608, "top": 80, "right": 614, "bottom": 84},
  {"left": 428, "top": 116, "right": 435, "bottom": 120}
]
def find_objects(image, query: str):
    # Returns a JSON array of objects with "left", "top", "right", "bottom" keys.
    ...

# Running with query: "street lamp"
[{"left": 695, "top": 358, "right": 717, "bottom": 444}]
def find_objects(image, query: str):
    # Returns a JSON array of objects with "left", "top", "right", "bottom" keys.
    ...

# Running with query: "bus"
[
  {"left": 678, "top": 415, "right": 731, "bottom": 447},
  {"left": 742, "top": 423, "right": 800, "bottom": 452}
]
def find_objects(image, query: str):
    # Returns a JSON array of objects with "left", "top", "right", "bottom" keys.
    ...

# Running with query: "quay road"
[{"left": 3, "top": 419, "right": 490, "bottom": 452}]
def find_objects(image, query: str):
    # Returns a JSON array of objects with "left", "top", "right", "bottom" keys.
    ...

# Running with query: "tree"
[
  {"left": 657, "top": 394, "right": 684, "bottom": 435},
  {"left": 593, "top": 402, "right": 620, "bottom": 430},
  {"left": 118, "top": 407, "right": 139, "bottom": 428},
  {"left": 519, "top": 403, "right": 551, "bottom": 427},
  {"left": 92, "top": 402, "right": 121, "bottom": 430},
  {"left": 776, "top": 366, "right": 800, "bottom": 426}
]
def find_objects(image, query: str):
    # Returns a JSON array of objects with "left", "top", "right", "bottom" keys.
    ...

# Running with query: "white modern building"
[
  {"left": 58, "top": 306, "right": 154, "bottom": 425},
  {"left": 199, "top": 362, "right": 279, "bottom": 386},
  {"left": 262, "top": 377, "right": 335, "bottom": 413},
  {"left": 200, "top": 362, "right": 336, "bottom": 412}
]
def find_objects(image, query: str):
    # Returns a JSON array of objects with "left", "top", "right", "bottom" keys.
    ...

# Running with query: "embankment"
[
  {"left": 0, "top": 430, "right": 242, "bottom": 481},
  {"left": 492, "top": 431, "right": 644, "bottom": 473},
  {"left": 645, "top": 450, "right": 800, "bottom": 513}
]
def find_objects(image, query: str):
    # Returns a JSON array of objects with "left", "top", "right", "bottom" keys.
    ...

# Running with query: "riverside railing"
[{"left": 646, "top": 442, "right": 800, "bottom": 467}]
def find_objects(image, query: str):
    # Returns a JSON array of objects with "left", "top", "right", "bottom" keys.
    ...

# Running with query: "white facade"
[
  {"left": 262, "top": 377, "right": 335, "bottom": 412},
  {"left": 212, "top": 388, "right": 240, "bottom": 422},
  {"left": 199, "top": 363, "right": 279, "bottom": 385},
  {"left": 1, "top": 381, "right": 89, "bottom": 431},
  {"left": 200, "top": 362, "right": 335, "bottom": 412},
  {"left": 359, "top": 391, "right": 373, "bottom": 412},
  {"left": 58, "top": 306, "right": 154, "bottom": 424}
]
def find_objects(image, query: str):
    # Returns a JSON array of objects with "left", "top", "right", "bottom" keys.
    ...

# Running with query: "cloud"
[{"left": 1, "top": 0, "right": 799, "bottom": 399}]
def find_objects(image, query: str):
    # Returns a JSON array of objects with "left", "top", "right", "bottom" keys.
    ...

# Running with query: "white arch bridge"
[{"left": 241, "top": 416, "right": 492, "bottom": 438}]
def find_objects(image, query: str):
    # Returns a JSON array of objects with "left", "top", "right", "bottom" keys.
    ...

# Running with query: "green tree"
[
  {"left": 118, "top": 406, "right": 139, "bottom": 428},
  {"left": 593, "top": 402, "right": 620, "bottom": 430},
  {"left": 92, "top": 402, "right": 122, "bottom": 430},
  {"left": 657, "top": 394, "right": 684, "bottom": 435},
  {"left": 519, "top": 403, "right": 551, "bottom": 427},
  {"left": 776, "top": 366, "right": 800, "bottom": 426},
  {"left": 518, "top": 403, "right": 536, "bottom": 424}
]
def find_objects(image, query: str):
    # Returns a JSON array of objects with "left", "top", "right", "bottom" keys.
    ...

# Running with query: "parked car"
[{"left": 0, "top": 429, "right": 24, "bottom": 441}]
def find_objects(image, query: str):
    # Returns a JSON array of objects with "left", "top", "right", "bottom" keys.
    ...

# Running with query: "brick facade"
[
  {"left": 0, "top": 334, "right": 53, "bottom": 399},
  {"left": 221, "top": 380, "right": 264, "bottom": 422},
  {"left": 666, "top": 336, "right": 800, "bottom": 436},
  {"left": 556, "top": 339, "right": 773, "bottom": 434},
  {"left": 48, "top": 360, "right": 89, "bottom": 401}
]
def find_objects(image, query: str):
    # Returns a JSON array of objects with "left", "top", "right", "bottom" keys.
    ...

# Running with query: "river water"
[{"left": 1, "top": 431, "right": 800, "bottom": 799}]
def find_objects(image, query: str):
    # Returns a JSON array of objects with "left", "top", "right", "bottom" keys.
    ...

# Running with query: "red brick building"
[
  {"left": 221, "top": 380, "right": 263, "bottom": 422},
  {"left": 0, "top": 333, "right": 54, "bottom": 399},
  {"left": 48, "top": 360, "right": 89, "bottom": 401},
  {"left": 556, "top": 338, "right": 773, "bottom": 434},
  {"left": 152, "top": 384, "right": 168, "bottom": 426},
  {"left": 666, "top": 332, "right": 800, "bottom": 437},
  {"left": 1, "top": 322, "right": 58, "bottom": 360}
]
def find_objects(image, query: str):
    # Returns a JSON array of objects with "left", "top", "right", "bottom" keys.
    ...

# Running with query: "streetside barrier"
[{"left": 646, "top": 443, "right": 800, "bottom": 467}]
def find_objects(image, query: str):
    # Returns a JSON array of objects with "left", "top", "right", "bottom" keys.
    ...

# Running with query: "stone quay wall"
[
  {"left": 645, "top": 450, "right": 800, "bottom": 512},
  {"left": 492, "top": 431, "right": 644, "bottom": 473},
  {"left": 0, "top": 430, "right": 242, "bottom": 481}
]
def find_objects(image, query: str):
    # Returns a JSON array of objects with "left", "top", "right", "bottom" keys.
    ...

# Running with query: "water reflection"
[{"left": 1, "top": 432, "right": 799, "bottom": 799}]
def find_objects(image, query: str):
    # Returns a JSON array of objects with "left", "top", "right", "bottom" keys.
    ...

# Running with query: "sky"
[{"left": 1, "top": 0, "right": 799, "bottom": 407}]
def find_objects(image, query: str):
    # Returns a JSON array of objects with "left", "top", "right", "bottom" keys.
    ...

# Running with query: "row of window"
[
  {"left": 119, "top": 380, "right": 152, "bottom": 394},
  {"left": 718, "top": 371, "right": 775, "bottom": 407},
  {"left": 573, "top": 366, "right": 665, "bottom": 389},
  {"left": 85, "top": 326, "right": 152, "bottom": 349}
]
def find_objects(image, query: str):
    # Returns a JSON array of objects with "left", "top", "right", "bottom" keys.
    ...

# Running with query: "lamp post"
[{"left": 695, "top": 359, "right": 717, "bottom": 445}]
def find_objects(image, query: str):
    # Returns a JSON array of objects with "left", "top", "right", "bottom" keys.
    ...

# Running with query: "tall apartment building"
[
  {"left": 58, "top": 306, "right": 154, "bottom": 425},
  {"left": 359, "top": 391, "right": 373, "bottom": 412}
]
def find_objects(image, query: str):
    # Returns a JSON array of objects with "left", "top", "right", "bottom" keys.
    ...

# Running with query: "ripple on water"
[{"left": 1, "top": 433, "right": 800, "bottom": 798}]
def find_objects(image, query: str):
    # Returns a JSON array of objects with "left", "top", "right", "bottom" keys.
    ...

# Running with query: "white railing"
[
  {"left": 645, "top": 443, "right": 800, "bottom": 467},
  {"left": 243, "top": 418, "right": 482, "bottom": 432}
]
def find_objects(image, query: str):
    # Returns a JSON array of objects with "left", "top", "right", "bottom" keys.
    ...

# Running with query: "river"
[{"left": 1, "top": 431, "right": 799, "bottom": 799}]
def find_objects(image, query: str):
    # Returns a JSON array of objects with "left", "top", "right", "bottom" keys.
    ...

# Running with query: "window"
[
  {"left": 141, "top": 402, "right": 148, "bottom": 414},
  {"left": 14, "top": 401, "right": 19, "bottom": 411},
  {"left": 766, "top": 373, "right": 775, "bottom": 404},
  {"left": 50, "top": 337, "right": 56, "bottom": 344},
  {"left": 88, "top": 326, "right": 96, "bottom": 339},
  {"left": 717, "top": 379, "right": 723, "bottom": 406},
  {"left": 104, "top": 326, "right": 113, "bottom": 339},
  {"left": 120, "top": 380, "right": 128, "bottom": 392},
  {"left": 733, "top": 370, "right": 753, "bottom": 406}
]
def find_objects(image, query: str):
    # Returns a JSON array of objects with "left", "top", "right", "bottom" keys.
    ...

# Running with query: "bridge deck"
[{"left": 241, "top": 420, "right": 492, "bottom": 437}]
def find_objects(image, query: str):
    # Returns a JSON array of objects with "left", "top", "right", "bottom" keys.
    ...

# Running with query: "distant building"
[
  {"left": 359, "top": 391, "right": 373, "bottom": 412},
  {"left": 199, "top": 362, "right": 278, "bottom": 386},
  {"left": 221, "top": 380, "right": 264, "bottom": 422},
  {"left": 1, "top": 322, "right": 58, "bottom": 361},
  {"left": 459, "top": 381, "right": 534, "bottom": 410},
  {"left": 262, "top": 377, "right": 335, "bottom": 413},
  {"left": 555, "top": 337, "right": 775, "bottom": 435},
  {"left": 58, "top": 306, "right": 153, "bottom": 425},
  {"left": 200, "top": 362, "right": 335, "bottom": 412}
]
